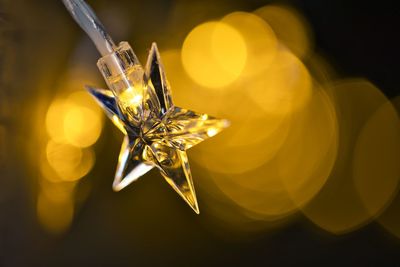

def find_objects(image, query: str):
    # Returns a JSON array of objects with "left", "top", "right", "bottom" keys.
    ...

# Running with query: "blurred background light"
[
  {"left": 353, "top": 100, "right": 400, "bottom": 216},
  {"left": 247, "top": 48, "right": 312, "bottom": 115},
  {"left": 377, "top": 96, "right": 400, "bottom": 239},
  {"left": 302, "top": 79, "right": 400, "bottom": 234},
  {"left": 45, "top": 140, "right": 95, "bottom": 182},
  {"left": 37, "top": 183, "right": 75, "bottom": 234},
  {"left": 220, "top": 11, "right": 278, "bottom": 77},
  {"left": 64, "top": 91, "right": 103, "bottom": 147},
  {"left": 46, "top": 90, "right": 103, "bottom": 147},
  {"left": 254, "top": 4, "right": 312, "bottom": 59},
  {"left": 181, "top": 21, "right": 247, "bottom": 88},
  {"left": 38, "top": 70, "right": 103, "bottom": 233},
  {"left": 158, "top": 6, "right": 400, "bottom": 237}
]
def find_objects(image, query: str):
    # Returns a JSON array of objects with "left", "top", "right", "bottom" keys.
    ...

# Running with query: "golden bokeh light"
[
  {"left": 46, "top": 140, "right": 82, "bottom": 180},
  {"left": 277, "top": 87, "right": 338, "bottom": 209},
  {"left": 220, "top": 11, "right": 278, "bottom": 77},
  {"left": 192, "top": 112, "right": 291, "bottom": 174},
  {"left": 183, "top": 48, "right": 312, "bottom": 173},
  {"left": 46, "top": 91, "right": 103, "bottom": 147},
  {"left": 45, "top": 99, "right": 67, "bottom": 143},
  {"left": 63, "top": 104, "right": 102, "bottom": 148},
  {"left": 37, "top": 190, "right": 74, "bottom": 234},
  {"left": 161, "top": 49, "right": 222, "bottom": 117},
  {"left": 45, "top": 140, "right": 95, "bottom": 182},
  {"left": 197, "top": 87, "right": 338, "bottom": 221},
  {"left": 254, "top": 4, "right": 312, "bottom": 59},
  {"left": 306, "top": 53, "right": 337, "bottom": 85},
  {"left": 353, "top": 101, "right": 400, "bottom": 216},
  {"left": 247, "top": 49, "right": 312, "bottom": 116},
  {"left": 39, "top": 179, "right": 76, "bottom": 204},
  {"left": 302, "top": 79, "right": 400, "bottom": 234},
  {"left": 170, "top": 7, "right": 400, "bottom": 233},
  {"left": 379, "top": 193, "right": 400, "bottom": 239},
  {"left": 377, "top": 96, "right": 400, "bottom": 239},
  {"left": 37, "top": 88, "right": 101, "bottom": 233},
  {"left": 188, "top": 76, "right": 294, "bottom": 174},
  {"left": 181, "top": 21, "right": 247, "bottom": 88},
  {"left": 210, "top": 168, "right": 299, "bottom": 220},
  {"left": 169, "top": 11, "right": 336, "bottom": 221}
]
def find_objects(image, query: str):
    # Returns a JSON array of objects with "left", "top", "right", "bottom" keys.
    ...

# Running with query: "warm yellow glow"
[
  {"left": 377, "top": 96, "right": 400, "bottom": 239},
  {"left": 186, "top": 49, "right": 308, "bottom": 173},
  {"left": 189, "top": 49, "right": 313, "bottom": 175},
  {"left": 254, "top": 5, "right": 312, "bottom": 58},
  {"left": 164, "top": 12, "right": 316, "bottom": 223},
  {"left": 306, "top": 53, "right": 336, "bottom": 84},
  {"left": 220, "top": 11, "right": 278, "bottom": 77},
  {"left": 37, "top": 191, "right": 74, "bottom": 234},
  {"left": 39, "top": 180, "right": 75, "bottom": 203},
  {"left": 353, "top": 101, "right": 400, "bottom": 216},
  {"left": 46, "top": 99, "right": 67, "bottom": 143},
  {"left": 74, "top": 147, "right": 95, "bottom": 181},
  {"left": 192, "top": 114, "right": 291, "bottom": 174},
  {"left": 201, "top": 114, "right": 208, "bottom": 120},
  {"left": 46, "top": 140, "right": 95, "bottom": 182},
  {"left": 160, "top": 50, "right": 221, "bottom": 117},
  {"left": 67, "top": 90, "right": 101, "bottom": 111},
  {"left": 119, "top": 87, "right": 143, "bottom": 106},
  {"left": 46, "top": 140, "right": 82, "bottom": 177},
  {"left": 63, "top": 105, "right": 101, "bottom": 147},
  {"left": 248, "top": 49, "right": 312, "bottom": 115},
  {"left": 35, "top": 66, "right": 99, "bottom": 234},
  {"left": 302, "top": 79, "right": 398, "bottom": 234},
  {"left": 64, "top": 91, "right": 103, "bottom": 147},
  {"left": 210, "top": 168, "right": 300, "bottom": 220},
  {"left": 206, "top": 128, "right": 218, "bottom": 137},
  {"left": 193, "top": 88, "right": 337, "bottom": 220},
  {"left": 110, "top": 77, "right": 146, "bottom": 125},
  {"left": 379, "top": 193, "right": 400, "bottom": 239},
  {"left": 181, "top": 21, "right": 247, "bottom": 88},
  {"left": 46, "top": 91, "right": 103, "bottom": 147},
  {"left": 277, "top": 88, "right": 338, "bottom": 209}
]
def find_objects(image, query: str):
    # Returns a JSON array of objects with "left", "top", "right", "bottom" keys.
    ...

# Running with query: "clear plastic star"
[{"left": 86, "top": 43, "right": 229, "bottom": 213}]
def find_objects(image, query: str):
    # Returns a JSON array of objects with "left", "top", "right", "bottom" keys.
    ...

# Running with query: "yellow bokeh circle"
[
  {"left": 181, "top": 21, "right": 247, "bottom": 88},
  {"left": 254, "top": 5, "right": 312, "bottom": 59},
  {"left": 220, "top": 11, "right": 278, "bottom": 77},
  {"left": 45, "top": 140, "right": 95, "bottom": 182},
  {"left": 302, "top": 79, "right": 400, "bottom": 234},
  {"left": 45, "top": 91, "right": 103, "bottom": 148}
]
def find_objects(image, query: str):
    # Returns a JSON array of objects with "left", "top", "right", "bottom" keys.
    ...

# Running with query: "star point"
[{"left": 86, "top": 43, "right": 228, "bottom": 213}]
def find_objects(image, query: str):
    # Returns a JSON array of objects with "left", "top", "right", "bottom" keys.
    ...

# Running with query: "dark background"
[{"left": 1, "top": 0, "right": 400, "bottom": 266}]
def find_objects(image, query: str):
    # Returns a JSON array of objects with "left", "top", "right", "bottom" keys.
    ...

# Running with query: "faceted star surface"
[{"left": 86, "top": 43, "right": 229, "bottom": 213}]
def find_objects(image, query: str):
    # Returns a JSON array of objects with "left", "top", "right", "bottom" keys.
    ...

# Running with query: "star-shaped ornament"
[{"left": 87, "top": 43, "right": 229, "bottom": 213}]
